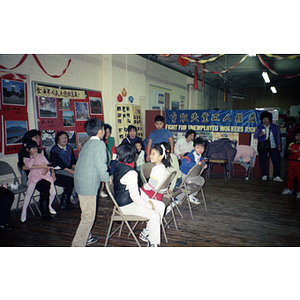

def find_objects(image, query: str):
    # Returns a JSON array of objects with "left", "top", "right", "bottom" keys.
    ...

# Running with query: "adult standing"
[
  {"left": 174, "top": 129, "right": 196, "bottom": 160},
  {"left": 254, "top": 111, "right": 283, "bottom": 182},
  {"left": 50, "top": 131, "right": 76, "bottom": 210}
]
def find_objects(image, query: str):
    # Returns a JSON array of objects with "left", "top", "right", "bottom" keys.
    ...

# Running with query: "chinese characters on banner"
[
  {"left": 165, "top": 109, "right": 262, "bottom": 133},
  {"left": 0, "top": 71, "right": 29, "bottom": 155},
  {"left": 36, "top": 87, "right": 104, "bottom": 157}
]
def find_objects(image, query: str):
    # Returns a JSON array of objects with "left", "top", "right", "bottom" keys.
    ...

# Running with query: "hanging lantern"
[
  {"left": 177, "top": 55, "right": 190, "bottom": 67},
  {"left": 122, "top": 88, "right": 127, "bottom": 97},
  {"left": 117, "top": 94, "right": 123, "bottom": 102}
]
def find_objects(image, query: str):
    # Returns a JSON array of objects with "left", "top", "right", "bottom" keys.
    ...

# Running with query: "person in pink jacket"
[{"left": 21, "top": 140, "right": 56, "bottom": 223}]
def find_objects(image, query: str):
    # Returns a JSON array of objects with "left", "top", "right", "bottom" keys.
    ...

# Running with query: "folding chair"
[
  {"left": 140, "top": 162, "right": 155, "bottom": 184},
  {"left": 141, "top": 163, "right": 183, "bottom": 228},
  {"left": 104, "top": 178, "right": 170, "bottom": 247},
  {"left": 0, "top": 161, "right": 40, "bottom": 216},
  {"left": 173, "top": 162, "right": 207, "bottom": 219}
]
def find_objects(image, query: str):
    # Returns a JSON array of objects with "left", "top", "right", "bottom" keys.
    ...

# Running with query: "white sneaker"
[
  {"left": 189, "top": 195, "right": 200, "bottom": 204},
  {"left": 262, "top": 175, "right": 268, "bottom": 181},
  {"left": 165, "top": 205, "right": 172, "bottom": 215},
  {"left": 100, "top": 191, "right": 108, "bottom": 198},
  {"left": 174, "top": 197, "right": 182, "bottom": 205},
  {"left": 20, "top": 213, "right": 27, "bottom": 223},
  {"left": 282, "top": 188, "right": 293, "bottom": 195},
  {"left": 296, "top": 192, "right": 300, "bottom": 199},
  {"left": 139, "top": 228, "right": 149, "bottom": 242},
  {"left": 273, "top": 176, "right": 283, "bottom": 182}
]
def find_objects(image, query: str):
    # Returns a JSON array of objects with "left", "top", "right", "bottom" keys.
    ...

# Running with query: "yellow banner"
[{"left": 35, "top": 85, "right": 86, "bottom": 99}]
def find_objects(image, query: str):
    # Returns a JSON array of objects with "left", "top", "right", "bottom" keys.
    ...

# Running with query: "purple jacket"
[{"left": 254, "top": 123, "right": 281, "bottom": 147}]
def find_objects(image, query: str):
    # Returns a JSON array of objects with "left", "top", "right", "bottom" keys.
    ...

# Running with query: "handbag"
[{"left": 257, "top": 128, "right": 270, "bottom": 153}]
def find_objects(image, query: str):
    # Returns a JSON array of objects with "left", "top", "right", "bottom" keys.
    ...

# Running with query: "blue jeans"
[{"left": 258, "top": 147, "right": 281, "bottom": 177}]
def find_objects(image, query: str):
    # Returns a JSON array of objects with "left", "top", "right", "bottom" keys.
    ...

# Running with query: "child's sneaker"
[
  {"left": 189, "top": 195, "right": 200, "bottom": 204},
  {"left": 87, "top": 236, "right": 98, "bottom": 245},
  {"left": 282, "top": 188, "right": 293, "bottom": 195},
  {"left": 296, "top": 192, "right": 300, "bottom": 199},
  {"left": 147, "top": 241, "right": 159, "bottom": 247},
  {"left": 139, "top": 228, "right": 149, "bottom": 242},
  {"left": 174, "top": 197, "right": 182, "bottom": 205}
]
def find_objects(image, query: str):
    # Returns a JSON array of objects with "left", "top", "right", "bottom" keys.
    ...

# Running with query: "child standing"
[
  {"left": 72, "top": 118, "right": 110, "bottom": 247},
  {"left": 133, "top": 140, "right": 145, "bottom": 187},
  {"left": 146, "top": 115, "right": 173, "bottom": 161},
  {"left": 113, "top": 144, "right": 165, "bottom": 247},
  {"left": 21, "top": 140, "right": 56, "bottom": 222},
  {"left": 177, "top": 138, "right": 207, "bottom": 204},
  {"left": 282, "top": 129, "right": 300, "bottom": 198}
]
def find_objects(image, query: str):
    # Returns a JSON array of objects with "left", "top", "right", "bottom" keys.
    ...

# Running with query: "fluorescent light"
[
  {"left": 262, "top": 72, "right": 270, "bottom": 83},
  {"left": 270, "top": 86, "right": 277, "bottom": 93}
]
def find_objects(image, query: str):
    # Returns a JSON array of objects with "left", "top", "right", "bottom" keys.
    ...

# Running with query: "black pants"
[
  {"left": 55, "top": 174, "right": 74, "bottom": 195},
  {"left": 0, "top": 187, "right": 14, "bottom": 226},
  {"left": 35, "top": 179, "right": 51, "bottom": 203}
]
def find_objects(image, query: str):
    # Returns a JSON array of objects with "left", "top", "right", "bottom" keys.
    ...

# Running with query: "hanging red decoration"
[
  {"left": 117, "top": 94, "right": 123, "bottom": 102},
  {"left": 160, "top": 54, "right": 170, "bottom": 57},
  {"left": 0, "top": 54, "right": 72, "bottom": 78},
  {"left": 193, "top": 65, "right": 198, "bottom": 90},
  {"left": 178, "top": 55, "right": 190, "bottom": 67}
]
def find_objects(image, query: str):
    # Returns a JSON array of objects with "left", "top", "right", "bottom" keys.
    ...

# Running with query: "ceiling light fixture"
[
  {"left": 270, "top": 86, "right": 277, "bottom": 93},
  {"left": 262, "top": 72, "right": 270, "bottom": 83}
]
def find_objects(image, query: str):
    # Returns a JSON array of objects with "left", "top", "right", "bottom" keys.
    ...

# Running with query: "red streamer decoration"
[
  {"left": 193, "top": 65, "right": 198, "bottom": 90},
  {"left": 0, "top": 54, "right": 29, "bottom": 70},
  {"left": 0, "top": 54, "right": 72, "bottom": 78},
  {"left": 257, "top": 54, "right": 300, "bottom": 79}
]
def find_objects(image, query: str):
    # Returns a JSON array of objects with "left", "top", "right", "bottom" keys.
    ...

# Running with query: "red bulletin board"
[
  {"left": 0, "top": 70, "right": 29, "bottom": 155},
  {"left": 36, "top": 85, "right": 104, "bottom": 158}
]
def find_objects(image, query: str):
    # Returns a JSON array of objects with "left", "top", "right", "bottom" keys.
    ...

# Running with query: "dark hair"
[
  {"left": 22, "top": 129, "right": 41, "bottom": 144},
  {"left": 193, "top": 137, "right": 206, "bottom": 148},
  {"left": 84, "top": 118, "right": 104, "bottom": 137},
  {"left": 25, "top": 140, "right": 41, "bottom": 153},
  {"left": 116, "top": 144, "right": 136, "bottom": 163},
  {"left": 103, "top": 123, "right": 112, "bottom": 142},
  {"left": 133, "top": 140, "right": 142, "bottom": 147},
  {"left": 154, "top": 115, "right": 165, "bottom": 123},
  {"left": 55, "top": 131, "right": 69, "bottom": 144},
  {"left": 127, "top": 125, "right": 137, "bottom": 133},
  {"left": 260, "top": 111, "right": 273, "bottom": 123},
  {"left": 289, "top": 117, "right": 297, "bottom": 124},
  {"left": 151, "top": 143, "right": 171, "bottom": 168},
  {"left": 295, "top": 129, "right": 300, "bottom": 136},
  {"left": 185, "top": 129, "right": 196, "bottom": 139}
]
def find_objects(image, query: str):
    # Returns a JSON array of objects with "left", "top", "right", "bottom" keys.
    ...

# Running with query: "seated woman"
[
  {"left": 121, "top": 125, "right": 145, "bottom": 151},
  {"left": 18, "top": 130, "right": 53, "bottom": 216},
  {"left": 174, "top": 129, "right": 196, "bottom": 160},
  {"left": 50, "top": 131, "right": 76, "bottom": 210},
  {"left": 113, "top": 144, "right": 165, "bottom": 247}
]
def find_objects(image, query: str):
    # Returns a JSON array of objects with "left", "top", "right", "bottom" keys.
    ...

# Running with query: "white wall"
[{"left": 0, "top": 54, "right": 223, "bottom": 174}]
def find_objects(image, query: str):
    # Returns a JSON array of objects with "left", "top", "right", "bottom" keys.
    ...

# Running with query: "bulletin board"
[
  {"left": 149, "top": 84, "right": 171, "bottom": 110},
  {"left": 33, "top": 82, "right": 104, "bottom": 157},
  {"left": 115, "top": 104, "right": 143, "bottom": 144},
  {"left": 0, "top": 70, "right": 29, "bottom": 156}
]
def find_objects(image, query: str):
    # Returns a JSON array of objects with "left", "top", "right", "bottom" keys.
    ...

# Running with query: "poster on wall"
[
  {"left": 34, "top": 83, "right": 104, "bottom": 158},
  {"left": 0, "top": 71, "right": 29, "bottom": 155},
  {"left": 4, "top": 120, "right": 28, "bottom": 155},
  {"left": 149, "top": 85, "right": 171, "bottom": 110}
]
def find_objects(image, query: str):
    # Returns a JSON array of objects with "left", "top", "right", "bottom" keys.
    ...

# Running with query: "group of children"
[{"left": 17, "top": 114, "right": 207, "bottom": 247}]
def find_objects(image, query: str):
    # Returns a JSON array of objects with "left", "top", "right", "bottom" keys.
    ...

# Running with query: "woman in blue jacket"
[{"left": 254, "top": 111, "right": 283, "bottom": 182}]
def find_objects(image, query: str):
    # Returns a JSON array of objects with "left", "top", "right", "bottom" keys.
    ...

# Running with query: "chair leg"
[
  {"left": 104, "top": 217, "right": 115, "bottom": 247},
  {"left": 161, "top": 222, "right": 168, "bottom": 243},
  {"left": 200, "top": 188, "right": 208, "bottom": 212},
  {"left": 123, "top": 219, "right": 142, "bottom": 247}
]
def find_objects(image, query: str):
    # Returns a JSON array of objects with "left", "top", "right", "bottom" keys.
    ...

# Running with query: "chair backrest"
[
  {"left": 140, "top": 162, "right": 154, "bottom": 183},
  {"left": 182, "top": 162, "right": 206, "bottom": 184},
  {"left": 0, "top": 161, "right": 21, "bottom": 186},
  {"left": 105, "top": 181, "right": 126, "bottom": 217},
  {"left": 151, "top": 171, "right": 177, "bottom": 200}
]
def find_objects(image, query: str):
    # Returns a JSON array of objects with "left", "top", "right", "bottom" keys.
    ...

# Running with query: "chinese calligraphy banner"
[
  {"left": 165, "top": 109, "right": 263, "bottom": 134},
  {"left": 35, "top": 84, "right": 86, "bottom": 99}
]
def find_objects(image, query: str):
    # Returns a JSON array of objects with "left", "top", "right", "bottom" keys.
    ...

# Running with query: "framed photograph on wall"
[
  {"left": 89, "top": 97, "right": 102, "bottom": 115},
  {"left": 77, "top": 131, "right": 90, "bottom": 152},
  {"left": 5, "top": 120, "right": 28, "bottom": 145},
  {"left": 2, "top": 79, "right": 26, "bottom": 106},
  {"left": 74, "top": 102, "right": 89, "bottom": 121},
  {"left": 66, "top": 131, "right": 77, "bottom": 150},
  {"left": 58, "top": 98, "right": 70, "bottom": 110},
  {"left": 38, "top": 96, "right": 57, "bottom": 118},
  {"left": 63, "top": 111, "right": 75, "bottom": 127},
  {"left": 41, "top": 130, "right": 56, "bottom": 154}
]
